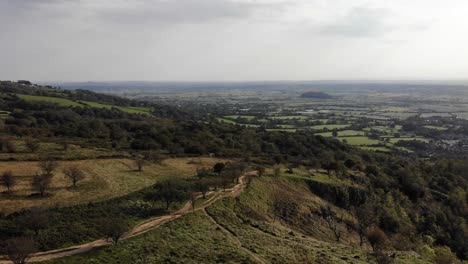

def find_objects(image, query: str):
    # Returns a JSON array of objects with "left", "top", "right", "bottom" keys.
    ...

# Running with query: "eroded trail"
[{"left": 0, "top": 172, "right": 256, "bottom": 264}]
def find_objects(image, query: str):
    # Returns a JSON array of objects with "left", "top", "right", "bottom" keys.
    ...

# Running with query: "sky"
[{"left": 1, "top": 0, "right": 468, "bottom": 82}]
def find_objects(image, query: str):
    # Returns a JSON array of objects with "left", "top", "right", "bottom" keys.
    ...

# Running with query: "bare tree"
[
  {"left": 38, "top": 159, "right": 58, "bottom": 176},
  {"left": 25, "top": 140, "right": 40, "bottom": 153},
  {"left": 189, "top": 192, "right": 197, "bottom": 212},
  {"left": 273, "top": 166, "right": 281, "bottom": 177},
  {"left": 1, "top": 170, "right": 16, "bottom": 192},
  {"left": 31, "top": 173, "right": 52, "bottom": 197},
  {"left": 319, "top": 206, "right": 345, "bottom": 242},
  {"left": 5, "top": 237, "right": 38, "bottom": 264},
  {"left": 134, "top": 157, "right": 145, "bottom": 172},
  {"left": 63, "top": 166, "right": 85, "bottom": 187}
]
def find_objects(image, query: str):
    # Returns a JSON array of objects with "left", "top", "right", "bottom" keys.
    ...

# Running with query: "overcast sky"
[{"left": 1, "top": 0, "right": 468, "bottom": 82}]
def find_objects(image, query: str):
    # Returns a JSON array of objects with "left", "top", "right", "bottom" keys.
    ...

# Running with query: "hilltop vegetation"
[{"left": 0, "top": 81, "right": 465, "bottom": 263}]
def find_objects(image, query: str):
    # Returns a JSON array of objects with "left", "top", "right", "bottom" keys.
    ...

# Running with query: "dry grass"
[
  {"left": 0, "top": 157, "right": 228, "bottom": 214},
  {"left": 0, "top": 141, "right": 124, "bottom": 161}
]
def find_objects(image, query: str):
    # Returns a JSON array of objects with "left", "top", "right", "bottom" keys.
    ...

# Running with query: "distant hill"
[{"left": 301, "top": 91, "right": 333, "bottom": 99}]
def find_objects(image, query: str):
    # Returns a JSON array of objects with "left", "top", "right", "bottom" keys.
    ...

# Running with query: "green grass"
[
  {"left": 223, "top": 115, "right": 256, "bottom": 121},
  {"left": 216, "top": 118, "right": 259, "bottom": 127},
  {"left": 364, "top": 125, "right": 402, "bottom": 134},
  {"left": 387, "top": 137, "right": 429, "bottom": 144},
  {"left": 47, "top": 211, "right": 254, "bottom": 264},
  {"left": 17, "top": 94, "right": 83, "bottom": 107},
  {"left": 309, "top": 124, "right": 350, "bottom": 130},
  {"left": 315, "top": 130, "right": 364, "bottom": 137},
  {"left": 423, "top": 125, "right": 447, "bottom": 131},
  {"left": 216, "top": 117, "right": 237, "bottom": 124},
  {"left": 340, "top": 136, "right": 380, "bottom": 146},
  {"left": 17, "top": 94, "right": 151, "bottom": 115},
  {"left": 269, "top": 115, "right": 308, "bottom": 120},
  {"left": 46, "top": 176, "right": 433, "bottom": 264},
  {"left": 79, "top": 101, "right": 151, "bottom": 115},
  {"left": 359, "top": 146, "right": 391, "bottom": 152},
  {"left": 266, "top": 128, "right": 297, "bottom": 132}
]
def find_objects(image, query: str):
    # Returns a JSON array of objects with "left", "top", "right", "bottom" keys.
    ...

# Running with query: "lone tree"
[
  {"left": 38, "top": 158, "right": 58, "bottom": 176},
  {"left": 151, "top": 179, "right": 189, "bottom": 210},
  {"left": 63, "top": 166, "right": 85, "bottom": 187},
  {"left": 351, "top": 201, "right": 377, "bottom": 247},
  {"left": 5, "top": 237, "right": 38, "bottom": 264},
  {"left": 1, "top": 170, "right": 16, "bottom": 192},
  {"left": 322, "top": 162, "right": 338, "bottom": 176},
  {"left": 25, "top": 140, "right": 40, "bottom": 153},
  {"left": 99, "top": 217, "right": 129, "bottom": 244},
  {"left": 319, "top": 206, "right": 345, "bottom": 242},
  {"left": 195, "top": 179, "right": 210, "bottom": 199},
  {"left": 31, "top": 173, "right": 52, "bottom": 197},
  {"left": 213, "top": 162, "right": 225, "bottom": 176}
]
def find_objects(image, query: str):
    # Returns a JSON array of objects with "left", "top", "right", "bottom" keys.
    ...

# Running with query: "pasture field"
[
  {"left": 309, "top": 124, "right": 350, "bottom": 130},
  {"left": 339, "top": 136, "right": 380, "bottom": 146},
  {"left": 315, "top": 130, "right": 364, "bottom": 137},
  {"left": 17, "top": 94, "right": 83, "bottom": 107},
  {"left": 387, "top": 137, "right": 429, "bottom": 144},
  {"left": 269, "top": 115, "right": 308, "bottom": 120},
  {"left": 360, "top": 146, "right": 391, "bottom": 152},
  {"left": 223, "top": 115, "right": 256, "bottom": 121},
  {"left": 423, "top": 125, "right": 448, "bottom": 131},
  {"left": 16, "top": 94, "right": 151, "bottom": 115},
  {"left": 79, "top": 101, "right": 151, "bottom": 115},
  {"left": 0, "top": 157, "right": 227, "bottom": 214}
]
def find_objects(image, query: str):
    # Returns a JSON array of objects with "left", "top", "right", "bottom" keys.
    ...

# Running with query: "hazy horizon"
[{"left": 2, "top": 0, "right": 468, "bottom": 81}]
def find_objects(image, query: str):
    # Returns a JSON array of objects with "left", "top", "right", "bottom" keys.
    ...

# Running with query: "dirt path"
[
  {"left": 0, "top": 172, "right": 257, "bottom": 264},
  {"left": 203, "top": 208, "right": 267, "bottom": 264}
]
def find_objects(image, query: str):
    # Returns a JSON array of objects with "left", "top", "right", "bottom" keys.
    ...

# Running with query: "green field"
[
  {"left": 309, "top": 124, "right": 350, "bottom": 130},
  {"left": 79, "top": 101, "right": 151, "bottom": 115},
  {"left": 423, "top": 125, "right": 447, "bottom": 131},
  {"left": 17, "top": 94, "right": 151, "bottom": 115},
  {"left": 269, "top": 115, "right": 308, "bottom": 120},
  {"left": 17, "top": 94, "right": 83, "bottom": 107},
  {"left": 360, "top": 146, "right": 391, "bottom": 152},
  {"left": 315, "top": 130, "right": 364, "bottom": 137},
  {"left": 387, "top": 137, "right": 429, "bottom": 144},
  {"left": 364, "top": 125, "right": 402, "bottom": 134},
  {"left": 339, "top": 136, "right": 380, "bottom": 146},
  {"left": 223, "top": 115, "right": 256, "bottom": 121}
]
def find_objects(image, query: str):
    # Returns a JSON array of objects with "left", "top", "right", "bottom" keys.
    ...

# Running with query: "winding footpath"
[{"left": 0, "top": 172, "right": 261, "bottom": 264}]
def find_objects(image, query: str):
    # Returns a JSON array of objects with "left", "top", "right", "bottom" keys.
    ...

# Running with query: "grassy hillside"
[
  {"left": 0, "top": 157, "right": 227, "bottom": 214},
  {"left": 46, "top": 176, "right": 433, "bottom": 264}
]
